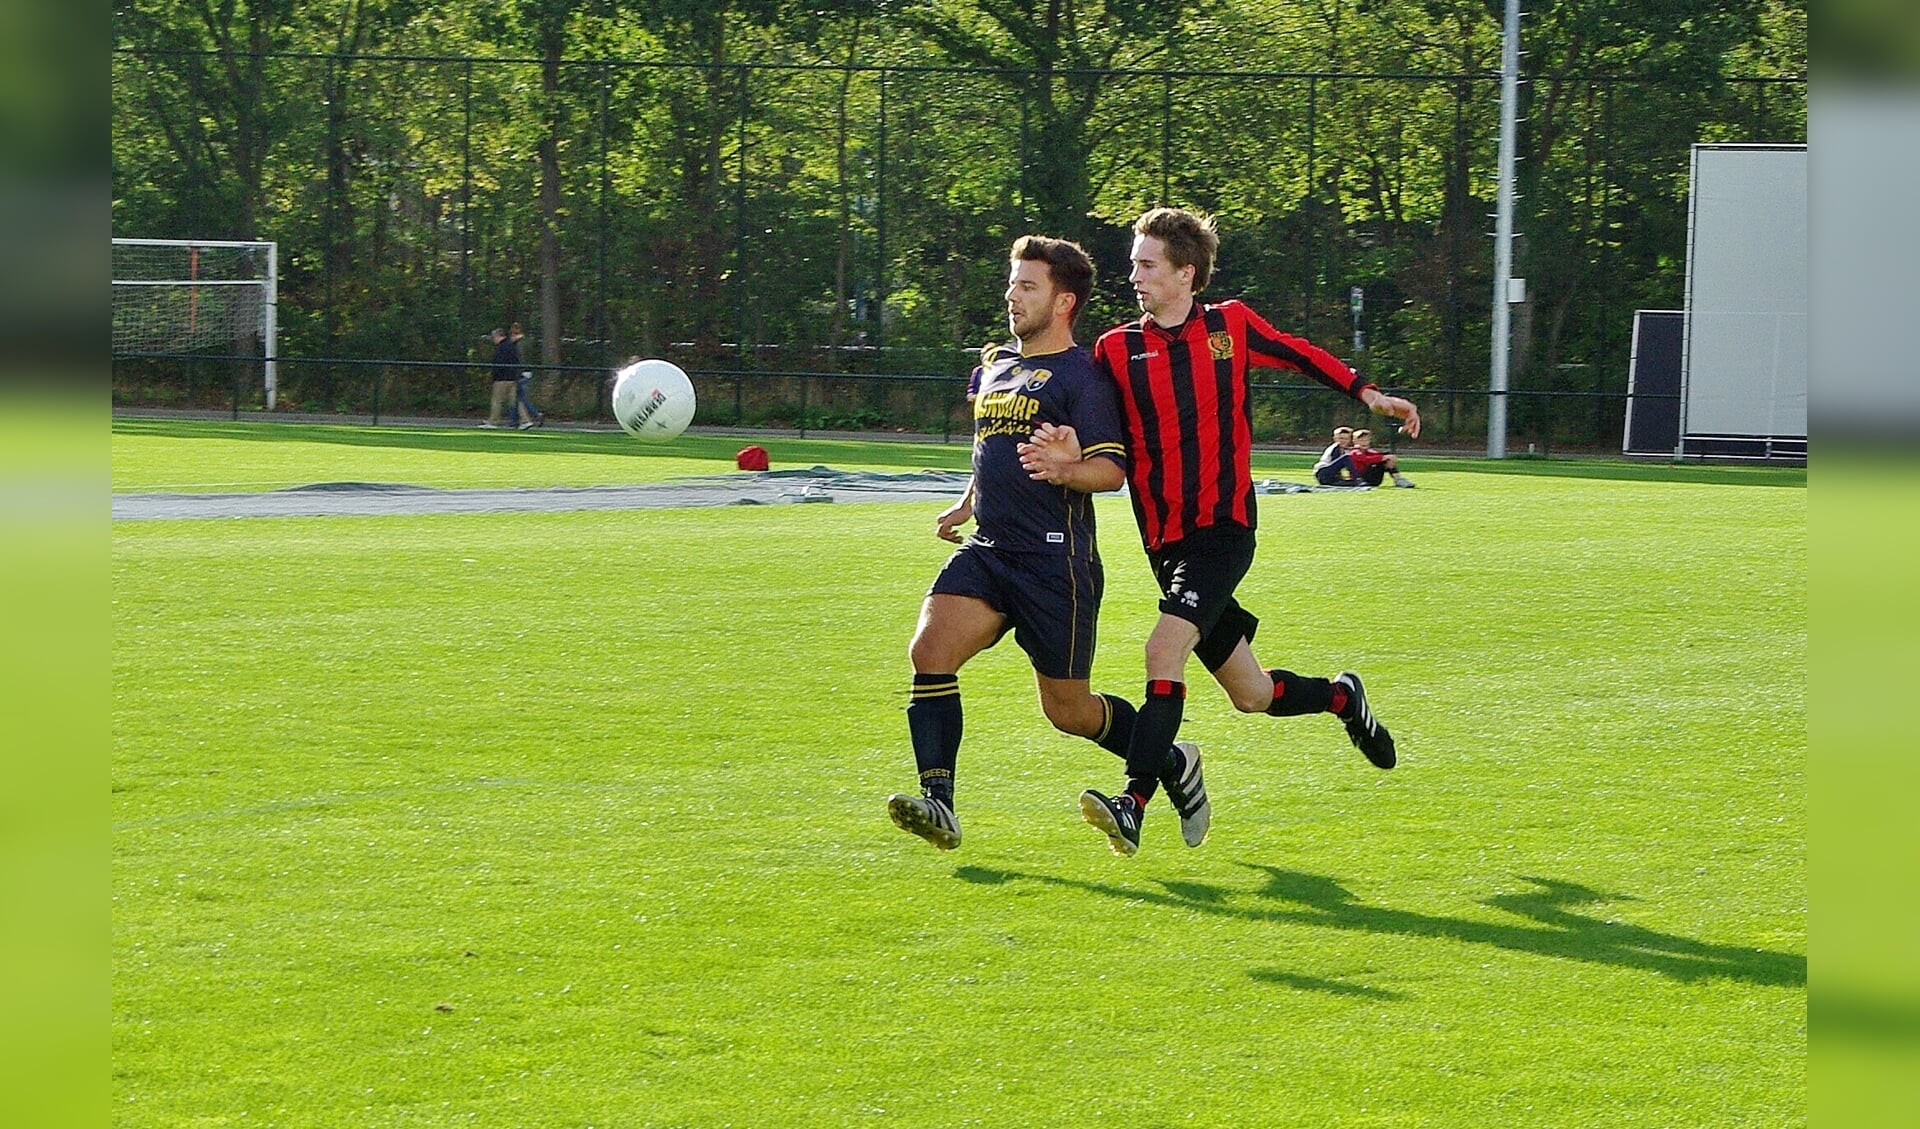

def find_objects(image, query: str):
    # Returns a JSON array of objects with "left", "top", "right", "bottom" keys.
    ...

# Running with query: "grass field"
[{"left": 112, "top": 419, "right": 1805, "bottom": 1127}]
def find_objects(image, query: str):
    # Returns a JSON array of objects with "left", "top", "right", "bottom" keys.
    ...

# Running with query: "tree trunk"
[
  {"left": 538, "top": 27, "right": 565, "bottom": 368},
  {"left": 831, "top": 17, "right": 864, "bottom": 350}
]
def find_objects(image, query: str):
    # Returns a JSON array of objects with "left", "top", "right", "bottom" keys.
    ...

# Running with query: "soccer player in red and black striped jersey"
[
  {"left": 887, "top": 235, "right": 1151, "bottom": 852},
  {"left": 1024, "top": 207, "right": 1423, "bottom": 856}
]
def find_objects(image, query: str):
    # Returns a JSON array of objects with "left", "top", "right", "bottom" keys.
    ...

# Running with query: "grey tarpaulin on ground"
[{"left": 112, "top": 466, "right": 977, "bottom": 521}]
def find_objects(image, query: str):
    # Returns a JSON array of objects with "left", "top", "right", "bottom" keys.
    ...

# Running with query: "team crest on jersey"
[
  {"left": 1022, "top": 368, "right": 1054, "bottom": 392},
  {"left": 1208, "top": 331, "right": 1235, "bottom": 360}
]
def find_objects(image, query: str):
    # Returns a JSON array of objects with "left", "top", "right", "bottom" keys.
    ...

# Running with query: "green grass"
[
  {"left": 113, "top": 420, "right": 1804, "bottom": 1126},
  {"left": 110, "top": 417, "right": 1806, "bottom": 494}
]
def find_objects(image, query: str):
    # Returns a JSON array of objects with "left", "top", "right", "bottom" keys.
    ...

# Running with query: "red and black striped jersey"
[
  {"left": 1348, "top": 445, "right": 1389, "bottom": 473},
  {"left": 1091, "top": 300, "right": 1375, "bottom": 550}
]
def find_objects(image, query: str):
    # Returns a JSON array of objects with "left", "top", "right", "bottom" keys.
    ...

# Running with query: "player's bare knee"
[
  {"left": 1143, "top": 636, "right": 1190, "bottom": 674},
  {"left": 1037, "top": 686, "right": 1102, "bottom": 738},
  {"left": 908, "top": 635, "right": 951, "bottom": 673},
  {"left": 1040, "top": 698, "right": 1076, "bottom": 734}
]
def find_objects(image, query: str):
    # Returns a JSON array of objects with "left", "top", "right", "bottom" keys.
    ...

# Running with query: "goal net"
[{"left": 113, "top": 238, "right": 279, "bottom": 407}]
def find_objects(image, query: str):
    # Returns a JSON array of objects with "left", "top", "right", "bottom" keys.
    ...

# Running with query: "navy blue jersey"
[{"left": 968, "top": 343, "right": 1127, "bottom": 556}]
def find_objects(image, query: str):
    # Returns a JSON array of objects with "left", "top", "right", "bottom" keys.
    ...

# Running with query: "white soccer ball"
[{"left": 611, "top": 359, "right": 697, "bottom": 442}]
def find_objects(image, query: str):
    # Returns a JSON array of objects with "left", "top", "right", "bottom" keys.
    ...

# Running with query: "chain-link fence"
[{"left": 112, "top": 51, "right": 1804, "bottom": 452}]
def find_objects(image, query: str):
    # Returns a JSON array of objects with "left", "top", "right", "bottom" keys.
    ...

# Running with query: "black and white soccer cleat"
[{"left": 1335, "top": 671, "right": 1396, "bottom": 769}]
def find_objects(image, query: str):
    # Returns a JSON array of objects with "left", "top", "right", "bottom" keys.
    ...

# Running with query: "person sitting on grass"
[
  {"left": 1350, "top": 428, "right": 1415, "bottom": 488},
  {"left": 1313, "top": 426, "right": 1359, "bottom": 486}
]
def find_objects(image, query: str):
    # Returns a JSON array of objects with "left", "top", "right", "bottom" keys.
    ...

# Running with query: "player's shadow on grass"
[
  {"left": 953, "top": 864, "right": 1803, "bottom": 990},
  {"left": 1245, "top": 970, "right": 1406, "bottom": 1000}
]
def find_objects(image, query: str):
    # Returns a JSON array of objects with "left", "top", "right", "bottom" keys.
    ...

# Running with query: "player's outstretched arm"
[
  {"left": 935, "top": 480, "right": 976, "bottom": 543},
  {"left": 1361, "top": 387, "right": 1422, "bottom": 439}
]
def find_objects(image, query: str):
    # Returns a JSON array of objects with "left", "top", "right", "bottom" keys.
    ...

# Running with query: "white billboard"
[{"left": 1682, "top": 144, "right": 1808, "bottom": 456}]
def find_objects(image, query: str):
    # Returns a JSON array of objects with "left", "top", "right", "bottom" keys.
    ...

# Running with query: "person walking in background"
[
  {"left": 1314, "top": 425, "right": 1360, "bottom": 486},
  {"left": 484, "top": 326, "right": 529, "bottom": 429},
  {"left": 1025, "top": 206, "right": 1421, "bottom": 857},
  {"left": 510, "top": 323, "right": 544, "bottom": 428},
  {"left": 886, "top": 235, "right": 1209, "bottom": 852},
  {"left": 1350, "top": 427, "right": 1415, "bottom": 487}
]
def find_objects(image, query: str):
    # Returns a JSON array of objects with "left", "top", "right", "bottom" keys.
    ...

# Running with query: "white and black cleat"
[
  {"left": 1078, "top": 789, "right": 1142, "bottom": 857},
  {"left": 1335, "top": 671, "right": 1397, "bottom": 769},
  {"left": 887, "top": 793, "right": 961, "bottom": 851},
  {"left": 1162, "top": 741, "right": 1211, "bottom": 847}
]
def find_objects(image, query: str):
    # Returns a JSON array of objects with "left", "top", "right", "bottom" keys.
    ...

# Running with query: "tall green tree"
[
  {"left": 110, "top": 0, "right": 1805, "bottom": 440},
  {"left": 510, "top": 0, "right": 603, "bottom": 367},
  {"left": 895, "top": 0, "right": 1177, "bottom": 241},
  {"left": 113, "top": 0, "right": 297, "bottom": 238}
]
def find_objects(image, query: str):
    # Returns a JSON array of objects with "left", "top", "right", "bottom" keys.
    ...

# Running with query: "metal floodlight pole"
[
  {"left": 1489, "top": 0, "right": 1521, "bottom": 459},
  {"left": 265, "top": 240, "right": 279, "bottom": 410}
]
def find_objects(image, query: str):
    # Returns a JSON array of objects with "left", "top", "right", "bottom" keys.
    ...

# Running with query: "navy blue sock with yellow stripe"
[
  {"left": 907, "top": 673, "right": 962, "bottom": 805},
  {"left": 1094, "top": 693, "right": 1136, "bottom": 760}
]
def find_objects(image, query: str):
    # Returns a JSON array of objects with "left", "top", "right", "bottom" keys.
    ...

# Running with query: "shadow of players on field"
[{"left": 952, "top": 864, "right": 1803, "bottom": 990}]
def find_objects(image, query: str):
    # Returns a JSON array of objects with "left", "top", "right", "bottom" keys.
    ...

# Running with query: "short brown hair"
[
  {"left": 1333, "top": 426, "right": 1354, "bottom": 437},
  {"left": 1011, "top": 235, "right": 1095, "bottom": 324},
  {"left": 1134, "top": 207, "right": 1219, "bottom": 292}
]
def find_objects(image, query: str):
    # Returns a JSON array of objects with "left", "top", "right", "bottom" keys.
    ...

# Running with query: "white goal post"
[{"left": 113, "top": 238, "right": 280, "bottom": 409}]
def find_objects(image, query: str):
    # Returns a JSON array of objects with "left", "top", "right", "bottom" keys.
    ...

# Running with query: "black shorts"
[
  {"left": 1359, "top": 462, "right": 1387, "bottom": 487},
  {"left": 928, "top": 542, "right": 1103, "bottom": 680},
  {"left": 1148, "top": 523, "right": 1261, "bottom": 672}
]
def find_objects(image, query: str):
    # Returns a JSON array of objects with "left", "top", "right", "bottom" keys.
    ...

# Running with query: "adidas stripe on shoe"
[
  {"left": 1335, "top": 671, "right": 1396, "bottom": 769},
  {"left": 887, "top": 793, "right": 961, "bottom": 850},
  {"left": 1162, "top": 741, "right": 1210, "bottom": 847},
  {"left": 1078, "top": 789, "right": 1142, "bottom": 857}
]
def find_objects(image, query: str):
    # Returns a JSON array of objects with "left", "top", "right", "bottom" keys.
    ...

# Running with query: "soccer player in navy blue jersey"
[
  {"left": 1024, "top": 207, "right": 1423, "bottom": 856},
  {"left": 888, "top": 236, "right": 1209, "bottom": 852}
]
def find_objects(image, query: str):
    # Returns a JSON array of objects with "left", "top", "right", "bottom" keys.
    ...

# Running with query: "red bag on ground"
[{"left": 736, "top": 445, "right": 770, "bottom": 472}]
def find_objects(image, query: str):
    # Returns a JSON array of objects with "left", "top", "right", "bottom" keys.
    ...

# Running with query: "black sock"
[
  {"left": 1124, "top": 680, "right": 1184, "bottom": 803},
  {"left": 907, "top": 673, "right": 961, "bottom": 805},
  {"left": 1094, "top": 693, "right": 1136, "bottom": 760},
  {"left": 1266, "top": 669, "right": 1335, "bottom": 717}
]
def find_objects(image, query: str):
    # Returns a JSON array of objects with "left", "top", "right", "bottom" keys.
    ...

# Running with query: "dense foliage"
[{"left": 112, "top": 0, "right": 1804, "bottom": 441}]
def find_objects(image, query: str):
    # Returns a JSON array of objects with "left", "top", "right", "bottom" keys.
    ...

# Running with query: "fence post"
[
  {"left": 599, "top": 62, "right": 612, "bottom": 397},
  {"left": 736, "top": 64, "right": 750, "bottom": 374},
  {"left": 1161, "top": 69, "right": 1172, "bottom": 202},
  {"left": 1542, "top": 387, "right": 1552, "bottom": 458},
  {"left": 1305, "top": 75, "right": 1316, "bottom": 339},
  {"left": 875, "top": 71, "right": 887, "bottom": 353},
  {"left": 462, "top": 60, "right": 473, "bottom": 329}
]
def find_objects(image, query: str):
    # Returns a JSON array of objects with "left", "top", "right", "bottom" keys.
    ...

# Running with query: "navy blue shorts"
[
  {"left": 928, "top": 542, "right": 1104, "bottom": 680},
  {"left": 1148, "top": 523, "right": 1261, "bottom": 672},
  {"left": 1315, "top": 454, "right": 1356, "bottom": 486}
]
